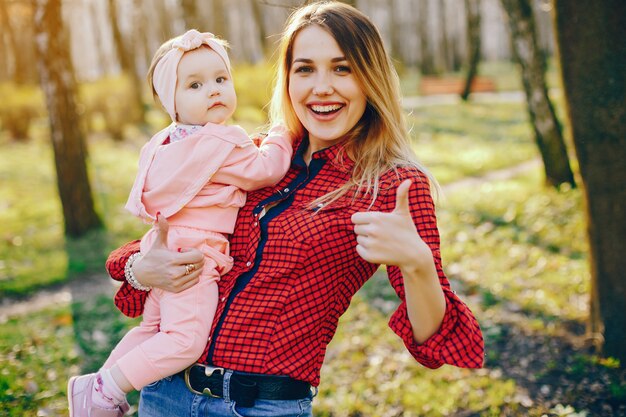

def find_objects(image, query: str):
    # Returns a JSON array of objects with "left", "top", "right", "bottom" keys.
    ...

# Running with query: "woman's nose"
[{"left": 312, "top": 73, "right": 333, "bottom": 96}]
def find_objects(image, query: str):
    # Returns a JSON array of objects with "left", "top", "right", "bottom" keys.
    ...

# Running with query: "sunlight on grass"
[{"left": 410, "top": 102, "right": 537, "bottom": 184}]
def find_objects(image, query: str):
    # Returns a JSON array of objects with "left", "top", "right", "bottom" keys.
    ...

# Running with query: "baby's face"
[{"left": 174, "top": 46, "right": 236, "bottom": 125}]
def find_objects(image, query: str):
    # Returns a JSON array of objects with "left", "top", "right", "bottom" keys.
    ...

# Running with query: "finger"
[
  {"left": 351, "top": 211, "right": 377, "bottom": 225},
  {"left": 392, "top": 180, "right": 412, "bottom": 216},
  {"left": 356, "top": 235, "right": 371, "bottom": 247},
  {"left": 152, "top": 212, "right": 169, "bottom": 249},
  {"left": 175, "top": 248, "right": 205, "bottom": 265},
  {"left": 353, "top": 224, "right": 373, "bottom": 237}
]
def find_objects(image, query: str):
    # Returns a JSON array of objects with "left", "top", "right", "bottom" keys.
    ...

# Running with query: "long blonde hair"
[{"left": 270, "top": 1, "right": 436, "bottom": 207}]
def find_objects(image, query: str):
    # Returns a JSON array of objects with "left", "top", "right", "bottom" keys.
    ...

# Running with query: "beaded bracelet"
[{"left": 124, "top": 252, "right": 152, "bottom": 291}]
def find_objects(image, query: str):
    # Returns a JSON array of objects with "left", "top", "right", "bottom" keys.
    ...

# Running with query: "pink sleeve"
[{"left": 211, "top": 125, "right": 294, "bottom": 191}]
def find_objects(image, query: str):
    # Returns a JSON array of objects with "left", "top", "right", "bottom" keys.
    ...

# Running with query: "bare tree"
[
  {"left": 461, "top": 0, "right": 481, "bottom": 100},
  {"left": 501, "top": 0, "right": 575, "bottom": 188},
  {"left": 0, "top": 1, "right": 26, "bottom": 84},
  {"left": 181, "top": 0, "right": 201, "bottom": 30},
  {"left": 212, "top": 0, "right": 227, "bottom": 39},
  {"left": 554, "top": 0, "right": 626, "bottom": 362},
  {"left": 108, "top": 0, "right": 145, "bottom": 127},
  {"left": 33, "top": 0, "right": 102, "bottom": 237},
  {"left": 417, "top": 0, "right": 436, "bottom": 74}
]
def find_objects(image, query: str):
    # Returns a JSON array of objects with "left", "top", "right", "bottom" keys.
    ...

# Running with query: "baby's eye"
[
  {"left": 190, "top": 82, "right": 201, "bottom": 89},
  {"left": 216, "top": 76, "right": 227, "bottom": 83}
]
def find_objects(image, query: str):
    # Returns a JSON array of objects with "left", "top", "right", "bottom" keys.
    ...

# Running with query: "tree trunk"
[
  {"left": 501, "top": 0, "right": 575, "bottom": 188},
  {"left": 418, "top": 0, "right": 436, "bottom": 75},
  {"left": 250, "top": 0, "right": 269, "bottom": 55},
  {"left": 212, "top": 0, "right": 227, "bottom": 39},
  {"left": 461, "top": 0, "right": 481, "bottom": 100},
  {"left": 181, "top": 0, "right": 200, "bottom": 30},
  {"left": 554, "top": 0, "right": 626, "bottom": 362},
  {"left": 33, "top": 0, "right": 103, "bottom": 237},
  {"left": 108, "top": 0, "right": 145, "bottom": 127},
  {"left": 0, "top": 1, "right": 27, "bottom": 84}
]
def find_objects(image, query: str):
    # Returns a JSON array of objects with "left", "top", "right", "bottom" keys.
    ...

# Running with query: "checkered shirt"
[{"left": 106, "top": 136, "right": 484, "bottom": 386}]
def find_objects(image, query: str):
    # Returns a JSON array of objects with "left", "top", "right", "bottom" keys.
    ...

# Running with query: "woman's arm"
[
  {"left": 351, "top": 175, "right": 484, "bottom": 368},
  {"left": 106, "top": 215, "right": 205, "bottom": 316},
  {"left": 351, "top": 180, "right": 446, "bottom": 343}
]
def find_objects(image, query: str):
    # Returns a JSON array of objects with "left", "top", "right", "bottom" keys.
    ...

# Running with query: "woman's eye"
[
  {"left": 294, "top": 65, "right": 313, "bottom": 74},
  {"left": 335, "top": 65, "right": 351, "bottom": 74},
  {"left": 190, "top": 82, "right": 201, "bottom": 89}
]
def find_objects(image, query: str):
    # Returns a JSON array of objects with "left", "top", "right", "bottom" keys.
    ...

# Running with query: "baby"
[{"left": 67, "top": 29, "right": 293, "bottom": 417}]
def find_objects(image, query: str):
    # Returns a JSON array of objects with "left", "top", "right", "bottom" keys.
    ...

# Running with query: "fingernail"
[{"left": 177, "top": 248, "right": 182, "bottom": 252}]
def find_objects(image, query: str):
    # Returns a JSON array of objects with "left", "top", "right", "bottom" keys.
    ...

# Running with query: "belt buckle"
[{"left": 184, "top": 363, "right": 225, "bottom": 398}]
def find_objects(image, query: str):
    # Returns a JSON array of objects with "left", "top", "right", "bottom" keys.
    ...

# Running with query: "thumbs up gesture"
[
  {"left": 131, "top": 213, "right": 205, "bottom": 293},
  {"left": 350, "top": 180, "right": 433, "bottom": 270}
]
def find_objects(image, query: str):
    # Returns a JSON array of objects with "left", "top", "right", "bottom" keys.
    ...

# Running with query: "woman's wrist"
[{"left": 124, "top": 252, "right": 152, "bottom": 291}]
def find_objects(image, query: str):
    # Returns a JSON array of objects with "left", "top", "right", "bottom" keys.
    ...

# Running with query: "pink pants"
[{"left": 102, "top": 227, "right": 232, "bottom": 390}]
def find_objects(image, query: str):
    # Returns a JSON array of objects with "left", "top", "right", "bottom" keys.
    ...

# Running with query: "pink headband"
[{"left": 153, "top": 29, "right": 231, "bottom": 122}]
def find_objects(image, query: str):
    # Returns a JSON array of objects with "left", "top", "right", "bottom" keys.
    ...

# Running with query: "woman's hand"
[
  {"left": 351, "top": 180, "right": 434, "bottom": 274},
  {"left": 132, "top": 214, "right": 205, "bottom": 293}
]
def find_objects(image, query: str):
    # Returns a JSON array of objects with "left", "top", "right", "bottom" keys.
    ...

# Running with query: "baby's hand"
[{"left": 250, "top": 132, "right": 268, "bottom": 147}]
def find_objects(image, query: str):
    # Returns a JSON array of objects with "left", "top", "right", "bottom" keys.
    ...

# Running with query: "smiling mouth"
[{"left": 309, "top": 104, "right": 343, "bottom": 115}]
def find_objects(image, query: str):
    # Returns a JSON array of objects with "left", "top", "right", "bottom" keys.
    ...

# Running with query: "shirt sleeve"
[
  {"left": 105, "top": 240, "right": 148, "bottom": 318},
  {"left": 211, "top": 124, "right": 294, "bottom": 191},
  {"left": 383, "top": 168, "right": 484, "bottom": 369}
]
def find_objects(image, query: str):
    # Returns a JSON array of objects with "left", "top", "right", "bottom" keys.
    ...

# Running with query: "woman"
[{"left": 106, "top": 2, "right": 484, "bottom": 416}]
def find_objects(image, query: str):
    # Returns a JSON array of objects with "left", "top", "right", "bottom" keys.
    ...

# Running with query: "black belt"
[{"left": 182, "top": 363, "right": 311, "bottom": 408}]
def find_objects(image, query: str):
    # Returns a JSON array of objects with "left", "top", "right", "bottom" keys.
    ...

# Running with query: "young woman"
[{"left": 105, "top": 2, "right": 484, "bottom": 416}]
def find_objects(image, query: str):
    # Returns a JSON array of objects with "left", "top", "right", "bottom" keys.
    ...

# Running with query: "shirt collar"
[{"left": 291, "top": 135, "right": 355, "bottom": 174}]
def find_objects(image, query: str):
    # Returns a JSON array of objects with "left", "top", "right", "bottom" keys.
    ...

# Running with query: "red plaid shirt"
[{"left": 106, "top": 136, "right": 484, "bottom": 386}]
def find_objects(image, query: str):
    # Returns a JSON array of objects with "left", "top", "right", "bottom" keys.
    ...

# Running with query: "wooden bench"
[{"left": 420, "top": 76, "right": 496, "bottom": 95}]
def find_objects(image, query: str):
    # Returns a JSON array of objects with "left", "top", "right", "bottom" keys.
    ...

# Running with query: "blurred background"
[{"left": 0, "top": 0, "right": 624, "bottom": 416}]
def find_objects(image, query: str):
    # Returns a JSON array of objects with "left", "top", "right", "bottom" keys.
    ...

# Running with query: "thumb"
[
  {"left": 392, "top": 180, "right": 412, "bottom": 216},
  {"left": 152, "top": 212, "right": 169, "bottom": 249}
]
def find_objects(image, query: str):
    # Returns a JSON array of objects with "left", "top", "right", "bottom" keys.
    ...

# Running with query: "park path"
[{"left": 0, "top": 155, "right": 541, "bottom": 323}]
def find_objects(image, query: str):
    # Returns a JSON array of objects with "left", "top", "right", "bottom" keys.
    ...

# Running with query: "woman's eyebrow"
[{"left": 292, "top": 56, "right": 347, "bottom": 64}]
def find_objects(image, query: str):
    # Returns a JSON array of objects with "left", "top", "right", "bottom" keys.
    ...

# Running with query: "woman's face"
[{"left": 288, "top": 25, "right": 367, "bottom": 153}]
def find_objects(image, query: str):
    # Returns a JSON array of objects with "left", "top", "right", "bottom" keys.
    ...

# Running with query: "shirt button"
[
  {"left": 221, "top": 297, "right": 226, "bottom": 302},
  {"left": 246, "top": 261, "right": 252, "bottom": 267},
  {"left": 254, "top": 222, "right": 258, "bottom": 227},
  {"left": 284, "top": 187, "right": 290, "bottom": 192},
  {"left": 208, "top": 337, "right": 212, "bottom": 342}
]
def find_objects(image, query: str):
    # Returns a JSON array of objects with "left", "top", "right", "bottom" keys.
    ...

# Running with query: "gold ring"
[{"left": 185, "top": 264, "right": 195, "bottom": 275}]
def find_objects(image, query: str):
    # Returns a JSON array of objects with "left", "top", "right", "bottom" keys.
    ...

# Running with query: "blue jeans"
[{"left": 139, "top": 371, "right": 314, "bottom": 417}]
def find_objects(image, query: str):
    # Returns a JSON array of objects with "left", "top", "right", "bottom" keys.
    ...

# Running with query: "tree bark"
[
  {"left": 501, "top": 0, "right": 575, "bottom": 188},
  {"left": 108, "top": 0, "right": 145, "bottom": 127},
  {"left": 250, "top": 0, "right": 269, "bottom": 55},
  {"left": 554, "top": 0, "right": 626, "bottom": 362},
  {"left": 33, "top": 0, "right": 102, "bottom": 237},
  {"left": 212, "top": 0, "right": 227, "bottom": 40},
  {"left": 461, "top": 0, "right": 481, "bottom": 100},
  {"left": 418, "top": 0, "right": 436, "bottom": 75},
  {"left": 0, "top": 1, "right": 27, "bottom": 84},
  {"left": 181, "top": 0, "right": 201, "bottom": 30}
]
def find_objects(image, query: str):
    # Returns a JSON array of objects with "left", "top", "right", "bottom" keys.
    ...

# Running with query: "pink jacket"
[{"left": 125, "top": 123, "right": 293, "bottom": 234}]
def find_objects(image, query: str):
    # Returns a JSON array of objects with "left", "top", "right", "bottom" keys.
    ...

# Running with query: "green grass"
[{"left": 409, "top": 101, "right": 537, "bottom": 184}]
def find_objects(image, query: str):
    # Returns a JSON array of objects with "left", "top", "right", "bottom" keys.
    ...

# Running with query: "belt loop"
[{"left": 222, "top": 370, "right": 234, "bottom": 403}]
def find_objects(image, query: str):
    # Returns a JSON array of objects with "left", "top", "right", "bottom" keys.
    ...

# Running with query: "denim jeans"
[{"left": 138, "top": 371, "right": 314, "bottom": 417}]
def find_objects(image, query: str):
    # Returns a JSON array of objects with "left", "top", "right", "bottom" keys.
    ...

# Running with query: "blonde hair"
[
  {"left": 270, "top": 1, "right": 436, "bottom": 207},
  {"left": 147, "top": 33, "right": 230, "bottom": 106}
]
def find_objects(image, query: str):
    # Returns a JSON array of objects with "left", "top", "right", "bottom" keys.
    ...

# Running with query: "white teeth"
[{"left": 310, "top": 104, "right": 342, "bottom": 113}]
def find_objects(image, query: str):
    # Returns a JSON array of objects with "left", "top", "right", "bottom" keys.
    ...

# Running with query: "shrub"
[{"left": 0, "top": 83, "right": 46, "bottom": 141}]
